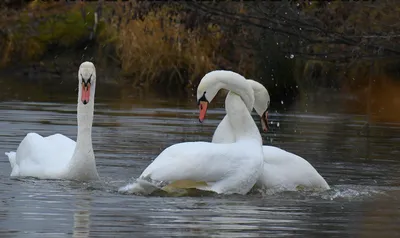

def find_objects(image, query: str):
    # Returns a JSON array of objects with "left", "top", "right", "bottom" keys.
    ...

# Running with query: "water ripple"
[{"left": 1, "top": 97, "right": 400, "bottom": 237}]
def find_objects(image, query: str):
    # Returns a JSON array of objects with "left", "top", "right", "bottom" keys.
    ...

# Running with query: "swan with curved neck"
[
  {"left": 118, "top": 70, "right": 263, "bottom": 195},
  {"left": 212, "top": 79, "right": 270, "bottom": 144},
  {"left": 5, "top": 61, "right": 99, "bottom": 181},
  {"left": 213, "top": 80, "right": 330, "bottom": 191}
]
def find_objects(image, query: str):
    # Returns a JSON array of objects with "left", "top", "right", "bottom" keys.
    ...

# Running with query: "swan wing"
[
  {"left": 137, "top": 141, "right": 263, "bottom": 195},
  {"left": 259, "top": 145, "right": 330, "bottom": 190},
  {"left": 7, "top": 132, "right": 76, "bottom": 178}
]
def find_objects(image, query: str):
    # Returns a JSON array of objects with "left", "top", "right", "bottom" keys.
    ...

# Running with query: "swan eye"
[
  {"left": 197, "top": 91, "right": 208, "bottom": 105},
  {"left": 81, "top": 74, "right": 92, "bottom": 85}
]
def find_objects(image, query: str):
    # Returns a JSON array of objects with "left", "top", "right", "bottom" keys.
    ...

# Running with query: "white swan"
[
  {"left": 213, "top": 80, "right": 330, "bottom": 191},
  {"left": 119, "top": 70, "right": 264, "bottom": 195},
  {"left": 212, "top": 79, "right": 270, "bottom": 143},
  {"left": 5, "top": 61, "right": 99, "bottom": 181}
]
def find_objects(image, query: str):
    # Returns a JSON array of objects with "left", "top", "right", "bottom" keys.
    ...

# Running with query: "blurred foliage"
[
  {"left": 296, "top": 1, "right": 400, "bottom": 90},
  {"left": 1, "top": 0, "right": 400, "bottom": 99},
  {"left": 107, "top": 2, "right": 220, "bottom": 90},
  {"left": 0, "top": 0, "right": 255, "bottom": 91},
  {"left": 0, "top": 1, "right": 102, "bottom": 66},
  {"left": 185, "top": 0, "right": 400, "bottom": 97}
]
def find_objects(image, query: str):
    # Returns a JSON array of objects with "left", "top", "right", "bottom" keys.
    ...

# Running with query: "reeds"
[
  {"left": 107, "top": 2, "right": 223, "bottom": 89},
  {"left": 0, "top": 1, "right": 256, "bottom": 90},
  {"left": 0, "top": 1, "right": 98, "bottom": 66}
]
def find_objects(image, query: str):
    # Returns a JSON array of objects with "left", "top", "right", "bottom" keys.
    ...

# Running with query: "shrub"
[
  {"left": 0, "top": 1, "right": 99, "bottom": 66},
  {"left": 105, "top": 2, "right": 223, "bottom": 90}
]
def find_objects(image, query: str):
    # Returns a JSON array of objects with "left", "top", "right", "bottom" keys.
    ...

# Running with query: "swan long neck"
[
  {"left": 219, "top": 80, "right": 254, "bottom": 113},
  {"left": 203, "top": 71, "right": 254, "bottom": 111},
  {"left": 68, "top": 83, "right": 98, "bottom": 180},
  {"left": 76, "top": 83, "right": 95, "bottom": 147},
  {"left": 76, "top": 104, "right": 94, "bottom": 145},
  {"left": 225, "top": 92, "right": 261, "bottom": 144}
]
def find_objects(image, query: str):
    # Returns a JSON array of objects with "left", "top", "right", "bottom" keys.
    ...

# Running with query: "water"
[{"left": 1, "top": 80, "right": 400, "bottom": 237}]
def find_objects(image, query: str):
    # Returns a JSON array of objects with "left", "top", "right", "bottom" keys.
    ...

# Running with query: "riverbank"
[
  {"left": 0, "top": 1, "right": 256, "bottom": 89},
  {"left": 1, "top": 1, "right": 399, "bottom": 109}
]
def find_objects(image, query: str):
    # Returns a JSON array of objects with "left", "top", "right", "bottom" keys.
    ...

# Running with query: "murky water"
[{"left": 1, "top": 80, "right": 400, "bottom": 237}]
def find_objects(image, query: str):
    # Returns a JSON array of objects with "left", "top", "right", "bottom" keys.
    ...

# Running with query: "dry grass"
[
  {"left": 0, "top": 1, "right": 257, "bottom": 90},
  {"left": 0, "top": 1, "right": 98, "bottom": 66},
  {"left": 105, "top": 2, "right": 224, "bottom": 89}
]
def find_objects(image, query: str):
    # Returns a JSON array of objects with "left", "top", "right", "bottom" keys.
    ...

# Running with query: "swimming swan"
[
  {"left": 213, "top": 80, "right": 330, "bottom": 191},
  {"left": 118, "top": 70, "right": 264, "bottom": 195},
  {"left": 5, "top": 61, "right": 99, "bottom": 181}
]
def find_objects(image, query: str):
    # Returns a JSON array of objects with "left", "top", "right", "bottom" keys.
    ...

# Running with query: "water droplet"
[
  {"left": 281, "top": 100, "right": 284, "bottom": 104},
  {"left": 290, "top": 54, "right": 294, "bottom": 59},
  {"left": 277, "top": 122, "right": 280, "bottom": 127}
]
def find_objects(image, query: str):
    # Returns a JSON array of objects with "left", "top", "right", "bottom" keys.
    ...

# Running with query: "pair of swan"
[
  {"left": 118, "top": 70, "right": 329, "bottom": 195},
  {"left": 119, "top": 71, "right": 265, "bottom": 195},
  {"left": 5, "top": 63, "right": 329, "bottom": 195}
]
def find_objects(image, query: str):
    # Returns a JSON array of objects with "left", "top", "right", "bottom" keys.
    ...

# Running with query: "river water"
[{"left": 0, "top": 79, "right": 399, "bottom": 237}]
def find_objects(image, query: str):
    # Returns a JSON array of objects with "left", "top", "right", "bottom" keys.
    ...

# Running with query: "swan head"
[
  {"left": 247, "top": 79, "right": 270, "bottom": 132},
  {"left": 78, "top": 61, "right": 96, "bottom": 105},
  {"left": 196, "top": 71, "right": 223, "bottom": 123},
  {"left": 197, "top": 70, "right": 252, "bottom": 123}
]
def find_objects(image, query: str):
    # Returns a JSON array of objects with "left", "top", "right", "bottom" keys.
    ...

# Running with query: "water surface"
[{"left": 0, "top": 81, "right": 400, "bottom": 237}]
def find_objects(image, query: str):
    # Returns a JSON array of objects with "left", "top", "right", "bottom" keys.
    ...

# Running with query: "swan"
[
  {"left": 212, "top": 79, "right": 270, "bottom": 143},
  {"left": 5, "top": 61, "right": 99, "bottom": 181},
  {"left": 213, "top": 80, "right": 330, "bottom": 191},
  {"left": 118, "top": 70, "right": 264, "bottom": 195}
]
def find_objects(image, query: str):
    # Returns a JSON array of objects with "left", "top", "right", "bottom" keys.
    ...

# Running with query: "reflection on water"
[
  {"left": 0, "top": 78, "right": 400, "bottom": 237},
  {"left": 73, "top": 192, "right": 91, "bottom": 238}
]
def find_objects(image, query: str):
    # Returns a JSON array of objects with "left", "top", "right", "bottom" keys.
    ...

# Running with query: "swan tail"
[
  {"left": 5, "top": 151, "right": 20, "bottom": 176},
  {"left": 5, "top": 151, "right": 16, "bottom": 169}
]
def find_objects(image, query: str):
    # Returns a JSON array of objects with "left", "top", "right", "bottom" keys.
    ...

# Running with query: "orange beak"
[
  {"left": 261, "top": 111, "right": 269, "bottom": 132},
  {"left": 198, "top": 101, "right": 208, "bottom": 123},
  {"left": 81, "top": 83, "right": 91, "bottom": 105}
]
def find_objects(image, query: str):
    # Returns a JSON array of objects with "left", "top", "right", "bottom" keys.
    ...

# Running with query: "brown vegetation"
[
  {"left": 0, "top": 1, "right": 255, "bottom": 91},
  {"left": 187, "top": 1, "right": 400, "bottom": 89},
  {"left": 0, "top": 1, "right": 99, "bottom": 66},
  {"left": 107, "top": 3, "right": 221, "bottom": 89},
  {"left": 1, "top": 0, "right": 400, "bottom": 102},
  {"left": 344, "top": 75, "right": 400, "bottom": 123}
]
